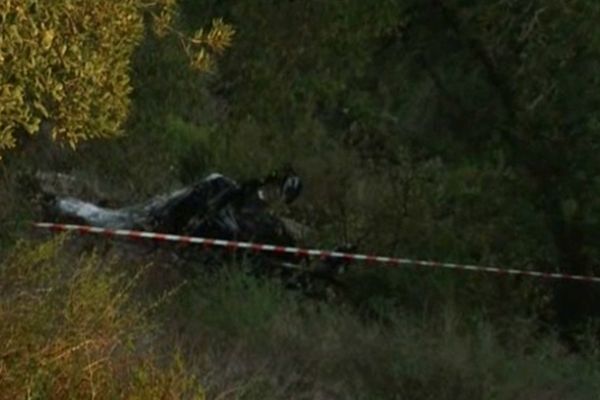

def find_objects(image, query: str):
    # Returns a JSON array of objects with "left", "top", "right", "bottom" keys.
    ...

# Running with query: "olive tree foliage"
[{"left": 0, "top": 0, "right": 233, "bottom": 157}]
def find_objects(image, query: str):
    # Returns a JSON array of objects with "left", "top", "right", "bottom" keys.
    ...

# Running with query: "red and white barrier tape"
[{"left": 33, "top": 222, "right": 600, "bottom": 283}]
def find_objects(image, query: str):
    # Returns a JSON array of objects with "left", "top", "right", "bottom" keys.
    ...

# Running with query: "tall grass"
[
  {"left": 2, "top": 238, "right": 600, "bottom": 399},
  {"left": 167, "top": 266, "right": 600, "bottom": 399},
  {"left": 0, "top": 237, "right": 204, "bottom": 399}
]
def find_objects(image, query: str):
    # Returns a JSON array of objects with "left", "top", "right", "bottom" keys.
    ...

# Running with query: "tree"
[
  {"left": 0, "top": 1, "right": 233, "bottom": 158},
  {"left": 188, "top": 0, "right": 600, "bottom": 329}
]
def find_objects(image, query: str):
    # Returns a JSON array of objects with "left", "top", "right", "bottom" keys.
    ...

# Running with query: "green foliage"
[
  {"left": 3, "top": 2, "right": 600, "bottom": 397},
  {"left": 0, "top": 0, "right": 233, "bottom": 157},
  {"left": 183, "top": 266, "right": 292, "bottom": 342},
  {"left": 174, "top": 0, "right": 600, "bottom": 328},
  {"left": 168, "top": 268, "right": 600, "bottom": 399},
  {"left": 2, "top": 239, "right": 599, "bottom": 399},
  {"left": 189, "top": 0, "right": 403, "bottom": 127},
  {"left": 0, "top": 1, "right": 145, "bottom": 154}
]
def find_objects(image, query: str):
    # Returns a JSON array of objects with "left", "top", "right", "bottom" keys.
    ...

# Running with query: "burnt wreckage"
[{"left": 41, "top": 169, "right": 353, "bottom": 295}]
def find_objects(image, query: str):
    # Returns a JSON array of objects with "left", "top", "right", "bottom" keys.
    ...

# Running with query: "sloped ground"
[
  {"left": 2, "top": 125, "right": 600, "bottom": 399},
  {"left": 3, "top": 2, "right": 600, "bottom": 395},
  {"left": 2, "top": 236, "right": 600, "bottom": 399}
]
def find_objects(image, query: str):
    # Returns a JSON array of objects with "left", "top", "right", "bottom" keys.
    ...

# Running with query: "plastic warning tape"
[{"left": 33, "top": 222, "right": 600, "bottom": 283}]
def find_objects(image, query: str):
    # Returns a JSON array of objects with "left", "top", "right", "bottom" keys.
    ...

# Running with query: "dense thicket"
[
  {"left": 171, "top": 0, "right": 600, "bottom": 331},
  {"left": 1, "top": 0, "right": 598, "bottom": 332}
]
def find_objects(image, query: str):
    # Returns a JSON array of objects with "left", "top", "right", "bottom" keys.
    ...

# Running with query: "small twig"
[{"left": 43, "top": 339, "right": 96, "bottom": 364}]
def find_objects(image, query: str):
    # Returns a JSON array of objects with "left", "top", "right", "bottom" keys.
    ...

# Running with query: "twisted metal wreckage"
[
  {"left": 35, "top": 169, "right": 600, "bottom": 292},
  {"left": 37, "top": 169, "right": 354, "bottom": 296}
]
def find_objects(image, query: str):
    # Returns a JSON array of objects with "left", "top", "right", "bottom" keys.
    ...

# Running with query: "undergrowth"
[
  {"left": 0, "top": 237, "right": 204, "bottom": 399},
  {"left": 164, "top": 264, "right": 600, "bottom": 399},
  {"left": 2, "top": 238, "right": 600, "bottom": 399}
]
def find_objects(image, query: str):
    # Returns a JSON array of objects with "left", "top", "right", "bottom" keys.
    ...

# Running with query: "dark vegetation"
[{"left": 2, "top": 0, "right": 600, "bottom": 398}]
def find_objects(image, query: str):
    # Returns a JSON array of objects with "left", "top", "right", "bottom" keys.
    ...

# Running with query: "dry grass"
[
  {"left": 159, "top": 267, "right": 600, "bottom": 400},
  {"left": 1, "top": 238, "right": 599, "bottom": 399},
  {"left": 0, "top": 237, "right": 204, "bottom": 399}
]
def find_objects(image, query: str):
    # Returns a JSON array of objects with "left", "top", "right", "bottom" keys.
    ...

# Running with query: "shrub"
[
  {"left": 0, "top": 1, "right": 233, "bottom": 157},
  {"left": 0, "top": 237, "right": 204, "bottom": 399}
]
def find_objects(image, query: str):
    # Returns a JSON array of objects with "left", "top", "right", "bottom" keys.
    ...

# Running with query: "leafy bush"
[{"left": 0, "top": 1, "right": 233, "bottom": 157}]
